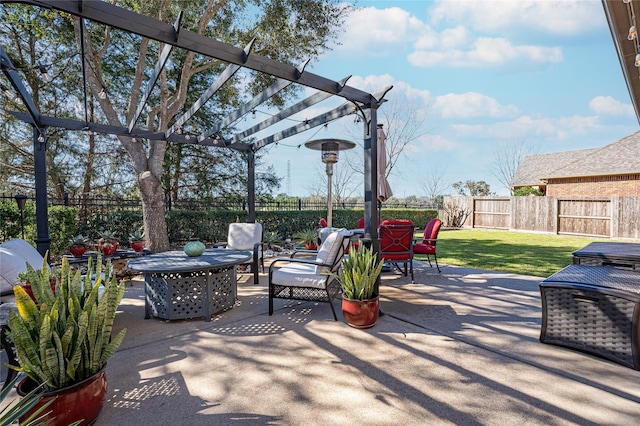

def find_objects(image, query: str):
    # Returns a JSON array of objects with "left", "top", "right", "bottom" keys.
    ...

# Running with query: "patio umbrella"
[{"left": 377, "top": 125, "right": 393, "bottom": 202}]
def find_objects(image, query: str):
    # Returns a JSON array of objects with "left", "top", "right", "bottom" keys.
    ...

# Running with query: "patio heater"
[
  {"left": 14, "top": 194, "right": 27, "bottom": 239},
  {"left": 305, "top": 139, "right": 355, "bottom": 228}
]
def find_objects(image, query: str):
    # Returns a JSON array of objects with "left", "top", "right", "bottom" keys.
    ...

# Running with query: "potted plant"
[
  {"left": 0, "top": 375, "right": 55, "bottom": 426},
  {"left": 128, "top": 230, "right": 146, "bottom": 252},
  {"left": 96, "top": 230, "right": 119, "bottom": 256},
  {"left": 335, "top": 243, "right": 384, "bottom": 328},
  {"left": 17, "top": 264, "right": 58, "bottom": 303},
  {"left": 68, "top": 234, "right": 90, "bottom": 258},
  {"left": 263, "top": 231, "right": 282, "bottom": 252},
  {"left": 294, "top": 228, "right": 318, "bottom": 250},
  {"left": 7, "top": 255, "right": 127, "bottom": 425}
]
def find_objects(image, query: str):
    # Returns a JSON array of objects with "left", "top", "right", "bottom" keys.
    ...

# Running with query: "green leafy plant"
[
  {"left": 68, "top": 234, "right": 89, "bottom": 247},
  {"left": 128, "top": 230, "right": 145, "bottom": 243},
  {"left": 98, "top": 230, "right": 118, "bottom": 243},
  {"left": 0, "top": 375, "right": 58, "bottom": 426},
  {"left": 336, "top": 244, "right": 384, "bottom": 300},
  {"left": 293, "top": 229, "right": 318, "bottom": 245},
  {"left": 7, "top": 254, "right": 127, "bottom": 392},
  {"left": 262, "top": 231, "right": 281, "bottom": 249},
  {"left": 513, "top": 186, "right": 544, "bottom": 196}
]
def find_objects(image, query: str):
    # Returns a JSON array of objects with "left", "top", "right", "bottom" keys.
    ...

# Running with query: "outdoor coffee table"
[
  {"left": 127, "top": 249, "right": 252, "bottom": 322},
  {"left": 572, "top": 242, "right": 640, "bottom": 270}
]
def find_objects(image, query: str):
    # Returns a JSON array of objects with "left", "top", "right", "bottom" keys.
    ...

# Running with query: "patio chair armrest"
[
  {"left": 291, "top": 249, "right": 318, "bottom": 258},
  {"left": 424, "top": 238, "right": 437, "bottom": 244},
  {"left": 212, "top": 242, "right": 228, "bottom": 248},
  {"left": 269, "top": 257, "right": 327, "bottom": 272}
]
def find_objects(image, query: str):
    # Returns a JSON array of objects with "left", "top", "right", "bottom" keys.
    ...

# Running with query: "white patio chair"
[
  {"left": 268, "top": 228, "right": 353, "bottom": 320},
  {"left": 216, "top": 223, "right": 264, "bottom": 284}
]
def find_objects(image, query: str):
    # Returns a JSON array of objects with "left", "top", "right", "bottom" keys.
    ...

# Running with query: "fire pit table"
[{"left": 127, "top": 249, "right": 252, "bottom": 322}]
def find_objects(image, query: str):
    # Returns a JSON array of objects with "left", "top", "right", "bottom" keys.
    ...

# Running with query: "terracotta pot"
[
  {"left": 130, "top": 241, "right": 146, "bottom": 252},
  {"left": 17, "top": 365, "right": 107, "bottom": 426},
  {"left": 22, "top": 278, "right": 57, "bottom": 302},
  {"left": 97, "top": 241, "right": 119, "bottom": 256},
  {"left": 342, "top": 295, "right": 379, "bottom": 329},
  {"left": 305, "top": 242, "right": 318, "bottom": 250},
  {"left": 69, "top": 245, "right": 87, "bottom": 258}
]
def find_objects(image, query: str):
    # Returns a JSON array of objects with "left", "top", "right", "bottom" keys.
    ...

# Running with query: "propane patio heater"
[{"left": 304, "top": 139, "right": 355, "bottom": 228}]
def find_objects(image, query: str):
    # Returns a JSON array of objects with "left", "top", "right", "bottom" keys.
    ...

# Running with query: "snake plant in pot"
[
  {"left": 337, "top": 244, "right": 384, "bottom": 328},
  {"left": 7, "top": 254, "right": 127, "bottom": 425}
]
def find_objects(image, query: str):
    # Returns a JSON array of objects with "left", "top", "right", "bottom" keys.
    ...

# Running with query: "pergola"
[{"left": 0, "top": 0, "right": 391, "bottom": 256}]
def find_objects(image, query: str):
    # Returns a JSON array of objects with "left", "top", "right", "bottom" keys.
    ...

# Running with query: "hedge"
[{"left": 1, "top": 205, "right": 438, "bottom": 252}]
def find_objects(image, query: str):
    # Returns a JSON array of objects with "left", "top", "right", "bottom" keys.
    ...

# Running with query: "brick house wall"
[{"left": 546, "top": 174, "right": 640, "bottom": 196}]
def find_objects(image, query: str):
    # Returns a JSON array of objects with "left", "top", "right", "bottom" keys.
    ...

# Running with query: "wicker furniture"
[
  {"left": 572, "top": 242, "right": 640, "bottom": 270},
  {"left": 128, "top": 249, "right": 252, "bottom": 322},
  {"left": 269, "top": 228, "right": 353, "bottom": 320},
  {"left": 539, "top": 264, "right": 640, "bottom": 369}
]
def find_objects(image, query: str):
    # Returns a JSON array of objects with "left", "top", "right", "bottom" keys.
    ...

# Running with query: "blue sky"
[{"left": 259, "top": 0, "right": 639, "bottom": 198}]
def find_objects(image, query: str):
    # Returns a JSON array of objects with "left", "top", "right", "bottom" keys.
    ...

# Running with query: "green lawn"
[{"left": 414, "top": 229, "right": 613, "bottom": 278}]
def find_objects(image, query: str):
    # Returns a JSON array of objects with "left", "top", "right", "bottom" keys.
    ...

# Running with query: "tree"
[
  {"left": 452, "top": 180, "right": 494, "bottom": 196},
  {"left": 306, "top": 161, "right": 360, "bottom": 207},
  {"left": 490, "top": 140, "right": 539, "bottom": 195},
  {"left": 420, "top": 166, "right": 449, "bottom": 204},
  {"left": 342, "top": 94, "right": 432, "bottom": 188},
  {"left": 513, "top": 186, "right": 543, "bottom": 196},
  {"left": 2, "top": 1, "right": 351, "bottom": 252}
]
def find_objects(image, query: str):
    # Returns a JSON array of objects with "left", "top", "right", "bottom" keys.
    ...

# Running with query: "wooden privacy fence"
[{"left": 443, "top": 196, "right": 640, "bottom": 240}]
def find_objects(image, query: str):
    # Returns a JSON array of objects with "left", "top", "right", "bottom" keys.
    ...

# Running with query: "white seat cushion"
[
  {"left": 315, "top": 228, "right": 351, "bottom": 265},
  {"left": 271, "top": 262, "right": 328, "bottom": 289},
  {"left": 0, "top": 239, "right": 48, "bottom": 295},
  {"left": 227, "top": 223, "right": 262, "bottom": 251}
]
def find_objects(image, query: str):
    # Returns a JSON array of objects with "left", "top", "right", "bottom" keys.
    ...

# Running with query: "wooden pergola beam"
[{"left": 15, "top": 0, "right": 378, "bottom": 105}]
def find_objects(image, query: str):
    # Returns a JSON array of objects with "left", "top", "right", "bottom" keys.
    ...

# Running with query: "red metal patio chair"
[
  {"left": 413, "top": 218, "right": 442, "bottom": 273},
  {"left": 379, "top": 219, "right": 415, "bottom": 283}
]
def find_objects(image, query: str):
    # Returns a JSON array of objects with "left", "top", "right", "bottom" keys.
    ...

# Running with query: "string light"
[
  {"left": 98, "top": 87, "right": 107, "bottom": 99},
  {"left": 0, "top": 83, "right": 17, "bottom": 101},
  {"left": 624, "top": 1, "right": 640, "bottom": 75},
  {"left": 37, "top": 64, "right": 51, "bottom": 82},
  {"left": 251, "top": 110, "right": 256, "bottom": 119}
]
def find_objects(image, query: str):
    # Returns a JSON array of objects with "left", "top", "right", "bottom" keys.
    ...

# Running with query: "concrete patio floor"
[
  {"left": 6, "top": 259, "right": 639, "bottom": 425},
  {"left": 83, "top": 258, "right": 640, "bottom": 425}
]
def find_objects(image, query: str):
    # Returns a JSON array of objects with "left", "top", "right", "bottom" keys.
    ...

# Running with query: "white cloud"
[
  {"left": 429, "top": 0, "right": 604, "bottom": 36},
  {"left": 408, "top": 36, "right": 563, "bottom": 68},
  {"left": 329, "top": 3, "right": 569, "bottom": 69},
  {"left": 451, "top": 114, "right": 601, "bottom": 140},
  {"left": 346, "top": 74, "right": 433, "bottom": 105},
  {"left": 589, "top": 96, "right": 635, "bottom": 116},
  {"left": 332, "top": 6, "right": 425, "bottom": 56},
  {"left": 434, "top": 92, "right": 518, "bottom": 119}
]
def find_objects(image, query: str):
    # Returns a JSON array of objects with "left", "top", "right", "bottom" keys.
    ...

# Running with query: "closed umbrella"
[{"left": 377, "top": 124, "right": 393, "bottom": 202}]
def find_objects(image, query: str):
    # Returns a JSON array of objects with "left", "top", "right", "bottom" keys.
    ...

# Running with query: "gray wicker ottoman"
[
  {"left": 572, "top": 242, "right": 640, "bottom": 269},
  {"left": 539, "top": 265, "right": 640, "bottom": 369}
]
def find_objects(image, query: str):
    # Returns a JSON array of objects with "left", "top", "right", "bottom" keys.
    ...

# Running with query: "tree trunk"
[{"left": 139, "top": 171, "right": 169, "bottom": 252}]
